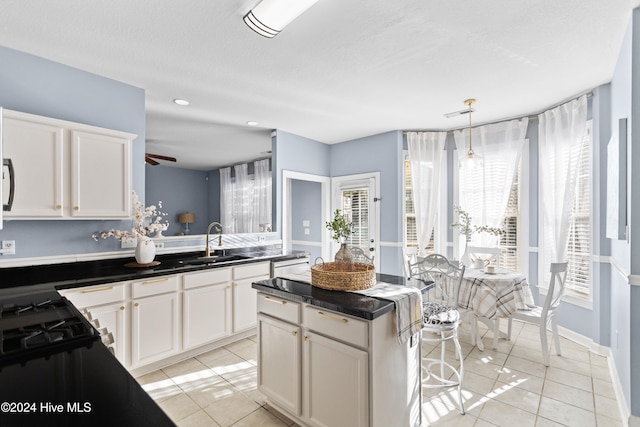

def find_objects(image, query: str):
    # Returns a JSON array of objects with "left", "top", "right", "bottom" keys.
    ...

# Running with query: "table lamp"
[{"left": 178, "top": 212, "right": 196, "bottom": 235}]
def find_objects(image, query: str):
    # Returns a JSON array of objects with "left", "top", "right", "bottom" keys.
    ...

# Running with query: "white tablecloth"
[{"left": 458, "top": 268, "right": 535, "bottom": 320}]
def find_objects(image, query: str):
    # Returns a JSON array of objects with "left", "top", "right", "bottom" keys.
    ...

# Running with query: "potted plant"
[
  {"left": 325, "top": 209, "right": 355, "bottom": 265},
  {"left": 451, "top": 205, "right": 504, "bottom": 266}
]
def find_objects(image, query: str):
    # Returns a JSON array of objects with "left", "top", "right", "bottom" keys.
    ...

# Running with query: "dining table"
[{"left": 457, "top": 267, "right": 536, "bottom": 350}]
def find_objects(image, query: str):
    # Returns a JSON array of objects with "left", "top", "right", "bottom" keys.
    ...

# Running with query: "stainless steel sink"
[{"left": 179, "top": 254, "right": 251, "bottom": 266}]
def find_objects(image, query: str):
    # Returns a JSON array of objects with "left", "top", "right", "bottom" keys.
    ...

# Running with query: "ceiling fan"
[{"left": 145, "top": 153, "right": 177, "bottom": 166}]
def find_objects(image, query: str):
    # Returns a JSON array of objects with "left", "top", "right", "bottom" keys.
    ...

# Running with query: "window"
[
  {"left": 565, "top": 122, "right": 592, "bottom": 294},
  {"left": 499, "top": 172, "right": 520, "bottom": 271},
  {"left": 342, "top": 188, "right": 369, "bottom": 251},
  {"left": 404, "top": 157, "right": 434, "bottom": 252}
]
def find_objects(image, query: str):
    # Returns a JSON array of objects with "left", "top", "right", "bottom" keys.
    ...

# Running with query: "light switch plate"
[{"left": 303, "top": 220, "right": 310, "bottom": 227}]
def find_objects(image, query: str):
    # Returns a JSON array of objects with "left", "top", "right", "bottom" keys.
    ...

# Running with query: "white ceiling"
[{"left": 1, "top": 0, "right": 638, "bottom": 170}]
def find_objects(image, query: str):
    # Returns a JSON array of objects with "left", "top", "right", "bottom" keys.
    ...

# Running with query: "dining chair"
[
  {"left": 408, "top": 254, "right": 466, "bottom": 415},
  {"left": 508, "top": 262, "right": 568, "bottom": 366},
  {"left": 467, "top": 246, "right": 502, "bottom": 267},
  {"left": 402, "top": 247, "right": 418, "bottom": 278},
  {"left": 350, "top": 246, "right": 374, "bottom": 264}
]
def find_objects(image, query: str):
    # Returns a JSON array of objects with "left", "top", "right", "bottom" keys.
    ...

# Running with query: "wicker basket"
[{"left": 311, "top": 258, "right": 376, "bottom": 291}]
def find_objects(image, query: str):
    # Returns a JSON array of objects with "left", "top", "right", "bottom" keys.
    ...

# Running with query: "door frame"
[
  {"left": 331, "top": 172, "right": 381, "bottom": 271},
  {"left": 282, "top": 170, "right": 332, "bottom": 261}
]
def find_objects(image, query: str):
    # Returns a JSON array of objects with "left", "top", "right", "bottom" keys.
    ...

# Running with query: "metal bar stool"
[{"left": 409, "top": 254, "right": 466, "bottom": 415}]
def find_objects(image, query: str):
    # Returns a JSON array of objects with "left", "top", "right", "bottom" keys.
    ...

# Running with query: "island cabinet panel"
[
  {"left": 257, "top": 314, "right": 302, "bottom": 416},
  {"left": 303, "top": 331, "right": 368, "bottom": 427},
  {"left": 256, "top": 290, "right": 422, "bottom": 427}
]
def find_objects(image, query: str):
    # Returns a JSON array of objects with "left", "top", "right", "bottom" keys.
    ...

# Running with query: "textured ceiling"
[{"left": 1, "top": 0, "right": 638, "bottom": 170}]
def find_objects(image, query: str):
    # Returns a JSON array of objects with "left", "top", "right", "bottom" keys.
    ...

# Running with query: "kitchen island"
[{"left": 252, "top": 275, "right": 422, "bottom": 427}]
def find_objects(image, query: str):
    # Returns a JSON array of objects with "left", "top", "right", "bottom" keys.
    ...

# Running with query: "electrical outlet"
[
  {"left": 154, "top": 242, "right": 165, "bottom": 249},
  {"left": 1, "top": 240, "right": 16, "bottom": 255},
  {"left": 258, "top": 235, "right": 266, "bottom": 243},
  {"left": 121, "top": 237, "right": 137, "bottom": 249}
]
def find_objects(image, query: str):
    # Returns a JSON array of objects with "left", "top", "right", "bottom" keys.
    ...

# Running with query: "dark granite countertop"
[
  {"left": 0, "top": 248, "right": 309, "bottom": 295},
  {"left": 252, "top": 273, "right": 417, "bottom": 320}
]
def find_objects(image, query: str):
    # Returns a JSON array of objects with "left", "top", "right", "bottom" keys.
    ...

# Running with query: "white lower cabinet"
[
  {"left": 304, "top": 331, "right": 369, "bottom": 427},
  {"left": 182, "top": 268, "right": 232, "bottom": 349},
  {"left": 257, "top": 291, "right": 422, "bottom": 427},
  {"left": 232, "top": 262, "right": 270, "bottom": 332},
  {"left": 130, "top": 276, "right": 180, "bottom": 368},
  {"left": 59, "top": 282, "right": 127, "bottom": 365},
  {"left": 257, "top": 314, "right": 302, "bottom": 416}
]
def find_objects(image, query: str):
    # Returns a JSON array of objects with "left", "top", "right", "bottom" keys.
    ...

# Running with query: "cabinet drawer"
[
  {"left": 303, "top": 306, "right": 368, "bottom": 348},
  {"left": 183, "top": 268, "right": 231, "bottom": 290},
  {"left": 132, "top": 275, "right": 179, "bottom": 298},
  {"left": 233, "top": 262, "right": 270, "bottom": 280},
  {"left": 258, "top": 293, "right": 300, "bottom": 324},
  {"left": 62, "top": 282, "right": 126, "bottom": 308}
]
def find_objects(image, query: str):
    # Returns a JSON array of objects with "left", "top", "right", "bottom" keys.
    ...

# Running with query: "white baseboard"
[{"left": 557, "top": 324, "right": 630, "bottom": 425}]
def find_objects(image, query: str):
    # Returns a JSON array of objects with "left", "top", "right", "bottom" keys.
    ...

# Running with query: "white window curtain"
[
  {"left": 407, "top": 131, "right": 446, "bottom": 255},
  {"left": 454, "top": 118, "right": 528, "bottom": 250},
  {"left": 234, "top": 163, "right": 252, "bottom": 233},
  {"left": 538, "top": 95, "right": 587, "bottom": 263},
  {"left": 220, "top": 167, "right": 233, "bottom": 232},
  {"left": 220, "top": 160, "right": 272, "bottom": 234},
  {"left": 253, "top": 159, "right": 272, "bottom": 231}
]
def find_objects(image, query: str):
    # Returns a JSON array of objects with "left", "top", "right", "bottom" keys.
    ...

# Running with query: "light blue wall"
[
  {"left": 608, "top": 13, "right": 634, "bottom": 414},
  {"left": 329, "top": 130, "right": 405, "bottom": 275},
  {"left": 145, "top": 165, "right": 209, "bottom": 236},
  {"left": 291, "top": 179, "right": 322, "bottom": 261},
  {"left": 272, "top": 129, "right": 331, "bottom": 236},
  {"left": 0, "top": 45, "right": 145, "bottom": 258}
]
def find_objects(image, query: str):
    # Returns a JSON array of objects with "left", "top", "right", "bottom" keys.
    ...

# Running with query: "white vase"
[
  {"left": 460, "top": 239, "right": 472, "bottom": 267},
  {"left": 135, "top": 237, "right": 156, "bottom": 264}
]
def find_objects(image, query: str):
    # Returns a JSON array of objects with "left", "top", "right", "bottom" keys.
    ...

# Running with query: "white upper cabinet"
[{"left": 1, "top": 109, "right": 134, "bottom": 219}]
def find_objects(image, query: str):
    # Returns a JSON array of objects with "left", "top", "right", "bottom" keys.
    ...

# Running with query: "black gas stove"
[
  {"left": 0, "top": 294, "right": 99, "bottom": 368},
  {"left": 0, "top": 290, "right": 175, "bottom": 426}
]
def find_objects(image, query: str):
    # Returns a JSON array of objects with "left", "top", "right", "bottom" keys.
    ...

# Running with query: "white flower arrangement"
[{"left": 92, "top": 191, "right": 169, "bottom": 242}]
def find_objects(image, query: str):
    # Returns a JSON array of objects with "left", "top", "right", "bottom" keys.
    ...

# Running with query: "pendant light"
[{"left": 463, "top": 98, "right": 482, "bottom": 168}]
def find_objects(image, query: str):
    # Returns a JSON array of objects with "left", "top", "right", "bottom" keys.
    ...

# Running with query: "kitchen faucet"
[{"left": 204, "top": 222, "right": 223, "bottom": 257}]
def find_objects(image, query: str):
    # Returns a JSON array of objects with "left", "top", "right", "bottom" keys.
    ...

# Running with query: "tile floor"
[{"left": 135, "top": 320, "right": 623, "bottom": 426}]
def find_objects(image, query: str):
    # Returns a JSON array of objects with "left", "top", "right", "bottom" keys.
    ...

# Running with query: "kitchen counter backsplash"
[{"left": 0, "top": 245, "right": 308, "bottom": 292}]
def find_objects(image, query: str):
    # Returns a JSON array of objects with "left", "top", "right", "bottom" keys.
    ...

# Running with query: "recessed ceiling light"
[
  {"left": 173, "top": 99, "right": 189, "bottom": 106},
  {"left": 247, "top": 121, "right": 259, "bottom": 126}
]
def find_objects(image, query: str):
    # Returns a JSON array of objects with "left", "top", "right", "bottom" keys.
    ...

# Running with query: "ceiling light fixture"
[
  {"left": 463, "top": 98, "right": 482, "bottom": 168},
  {"left": 243, "top": 0, "right": 320, "bottom": 38},
  {"left": 173, "top": 99, "right": 189, "bottom": 106}
]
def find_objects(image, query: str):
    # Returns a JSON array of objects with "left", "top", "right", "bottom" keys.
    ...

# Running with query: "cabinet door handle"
[
  {"left": 303, "top": 335, "right": 308, "bottom": 341},
  {"left": 120, "top": 306, "right": 125, "bottom": 310},
  {"left": 317, "top": 311, "right": 348, "bottom": 324},
  {"left": 55, "top": 204, "right": 62, "bottom": 210},
  {"left": 134, "top": 303, "right": 139, "bottom": 307},
  {"left": 264, "top": 296, "right": 286, "bottom": 305},
  {"left": 291, "top": 330, "right": 297, "bottom": 336},
  {"left": 73, "top": 206, "right": 80, "bottom": 211},
  {"left": 141, "top": 278, "right": 168, "bottom": 285},
  {"left": 80, "top": 286, "right": 114, "bottom": 294}
]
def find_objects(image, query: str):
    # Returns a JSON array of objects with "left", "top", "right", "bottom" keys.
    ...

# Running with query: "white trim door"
[{"left": 332, "top": 173, "right": 380, "bottom": 271}]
